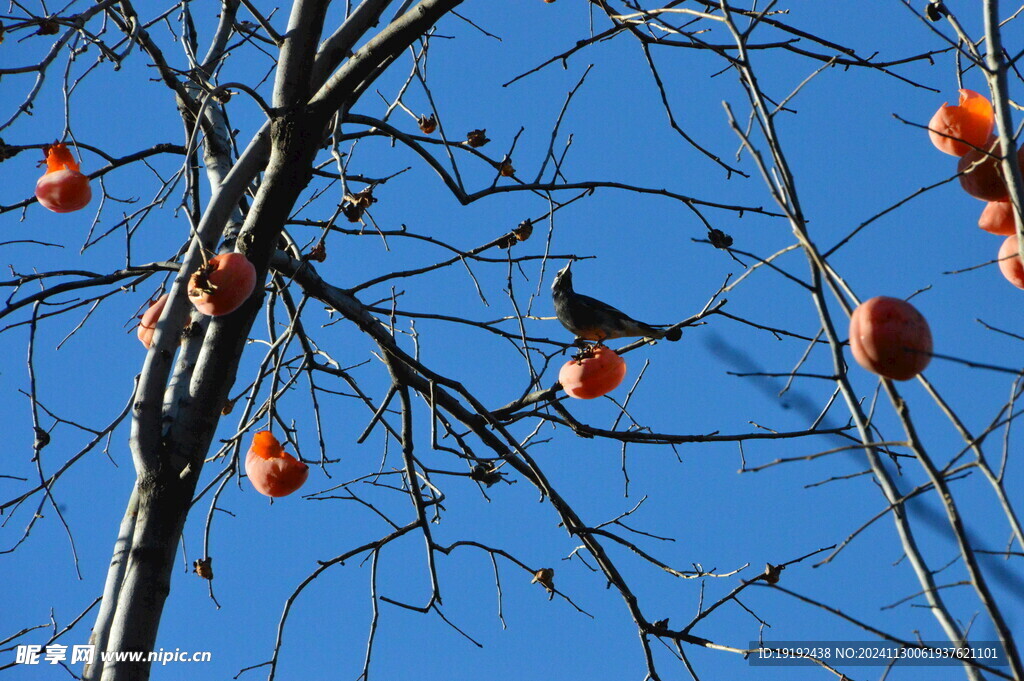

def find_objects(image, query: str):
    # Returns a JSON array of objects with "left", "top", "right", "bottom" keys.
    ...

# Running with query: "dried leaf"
[
  {"left": 465, "top": 129, "right": 490, "bottom": 148},
  {"left": 193, "top": 557, "right": 214, "bottom": 580},
  {"left": 469, "top": 463, "right": 503, "bottom": 487},
  {"left": 512, "top": 219, "right": 533, "bottom": 242},
  {"left": 342, "top": 187, "right": 377, "bottom": 222},
  {"left": 531, "top": 567, "right": 555, "bottom": 592},
  {"left": 926, "top": 1, "right": 947, "bottom": 21},
  {"left": 36, "top": 18, "right": 60, "bottom": 35},
  {"left": 345, "top": 187, "right": 377, "bottom": 209},
  {"left": 763, "top": 562, "right": 783, "bottom": 585},
  {"left": 498, "top": 220, "right": 533, "bottom": 249},
  {"left": 34, "top": 427, "right": 50, "bottom": 451},
  {"left": 308, "top": 241, "right": 327, "bottom": 262},
  {"left": 708, "top": 228, "right": 733, "bottom": 249},
  {"left": 418, "top": 114, "right": 437, "bottom": 134}
]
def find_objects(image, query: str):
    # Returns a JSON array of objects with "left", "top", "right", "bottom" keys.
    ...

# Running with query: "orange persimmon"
[
  {"left": 849, "top": 297, "right": 932, "bottom": 381},
  {"left": 958, "top": 138, "right": 1024, "bottom": 202},
  {"left": 558, "top": 345, "right": 627, "bottom": 399},
  {"left": 188, "top": 253, "right": 257, "bottom": 316},
  {"left": 245, "top": 431, "right": 309, "bottom": 498},
  {"left": 979, "top": 201, "right": 1018, "bottom": 236},
  {"left": 137, "top": 294, "right": 169, "bottom": 349},
  {"left": 35, "top": 143, "right": 92, "bottom": 213},
  {"left": 997, "top": 235, "right": 1024, "bottom": 289},
  {"left": 929, "top": 89, "right": 994, "bottom": 157}
]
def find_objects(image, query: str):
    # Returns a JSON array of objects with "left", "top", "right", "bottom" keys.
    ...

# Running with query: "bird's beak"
[{"left": 552, "top": 260, "right": 572, "bottom": 291}]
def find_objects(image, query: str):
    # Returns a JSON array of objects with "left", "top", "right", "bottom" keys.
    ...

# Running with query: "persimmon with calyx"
[
  {"left": 979, "top": 201, "right": 1019, "bottom": 236},
  {"left": 188, "top": 252, "right": 256, "bottom": 316},
  {"left": 957, "top": 138, "right": 1024, "bottom": 202},
  {"left": 558, "top": 345, "right": 627, "bottom": 399},
  {"left": 137, "top": 294, "right": 169, "bottom": 349},
  {"left": 849, "top": 297, "right": 932, "bottom": 381},
  {"left": 35, "top": 142, "right": 92, "bottom": 213},
  {"left": 245, "top": 431, "right": 309, "bottom": 498},
  {"left": 929, "top": 89, "right": 994, "bottom": 156},
  {"left": 997, "top": 235, "right": 1024, "bottom": 289}
]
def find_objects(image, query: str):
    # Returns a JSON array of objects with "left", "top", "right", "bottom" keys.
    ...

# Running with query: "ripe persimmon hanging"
[
  {"left": 928, "top": 89, "right": 994, "bottom": 157},
  {"left": 188, "top": 253, "right": 257, "bottom": 316},
  {"left": 137, "top": 294, "right": 169, "bottom": 349},
  {"left": 245, "top": 431, "right": 309, "bottom": 498},
  {"left": 35, "top": 142, "right": 92, "bottom": 213},
  {"left": 558, "top": 345, "right": 627, "bottom": 399},
  {"left": 849, "top": 297, "right": 932, "bottom": 381}
]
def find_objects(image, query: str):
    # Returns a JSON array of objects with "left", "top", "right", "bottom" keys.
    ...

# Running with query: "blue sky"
[{"left": 1, "top": 2, "right": 1022, "bottom": 680}]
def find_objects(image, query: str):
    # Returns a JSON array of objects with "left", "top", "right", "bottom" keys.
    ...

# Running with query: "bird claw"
[
  {"left": 574, "top": 335, "right": 607, "bottom": 349},
  {"left": 570, "top": 343, "right": 598, "bottom": 363}
]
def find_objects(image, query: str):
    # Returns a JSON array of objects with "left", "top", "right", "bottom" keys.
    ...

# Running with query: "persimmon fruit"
[
  {"left": 929, "top": 89, "right": 995, "bottom": 157},
  {"left": 957, "top": 138, "right": 1024, "bottom": 202},
  {"left": 137, "top": 294, "right": 169, "bottom": 349},
  {"left": 35, "top": 143, "right": 92, "bottom": 213},
  {"left": 849, "top": 297, "right": 932, "bottom": 381},
  {"left": 558, "top": 345, "right": 627, "bottom": 399},
  {"left": 188, "top": 252, "right": 257, "bottom": 316},
  {"left": 997, "top": 235, "right": 1024, "bottom": 289},
  {"left": 245, "top": 431, "right": 309, "bottom": 498},
  {"left": 979, "top": 201, "right": 1018, "bottom": 236}
]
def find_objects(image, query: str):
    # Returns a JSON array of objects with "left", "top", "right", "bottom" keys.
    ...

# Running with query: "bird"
[{"left": 551, "top": 261, "right": 681, "bottom": 345}]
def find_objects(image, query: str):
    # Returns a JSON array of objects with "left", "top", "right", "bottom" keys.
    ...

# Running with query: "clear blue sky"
[{"left": 1, "top": 3, "right": 1022, "bottom": 680}]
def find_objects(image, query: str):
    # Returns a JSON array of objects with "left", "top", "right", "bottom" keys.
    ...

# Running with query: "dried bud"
[
  {"left": 531, "top": 567, "right": 555, "bottom": 593},
  {"left": 652, "top": 618, "right": 670, "bottom": 630},
  {"left": 763, "top": 562, "right": 783, "bottom": 585},
  {"left": 193, "top": 557, "right": 214, "bottom": 580},
  {"left": 418, "top": 114, "right": 437, "bottom": 134},
  {"left": 308, "top": 240, "right": 327, "bottom": 262},
  {"left": 708, "top": 228, "right": 733, "bottom": 249},
  {"left": 499, "top": 158, "right": 515, "bottom": 177},
  {"left": 221, "top": 398, "right": 235, "bottom": 416},
  {"left": 465, "top": 129, "right": 490, "bottom": 148}
]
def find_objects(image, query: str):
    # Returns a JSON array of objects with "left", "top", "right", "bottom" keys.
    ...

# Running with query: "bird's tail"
[{"left": 641, "top": 324, "right": 681, "bottom": 341}]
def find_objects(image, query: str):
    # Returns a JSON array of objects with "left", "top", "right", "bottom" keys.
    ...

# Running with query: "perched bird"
[{"left": 551, "top": 261, "right": 681, "bottom": 344}]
